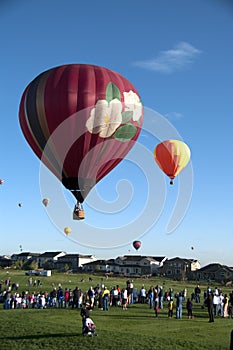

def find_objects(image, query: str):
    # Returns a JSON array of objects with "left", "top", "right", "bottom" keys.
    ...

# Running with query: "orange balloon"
[{"left": 64, "top": 227, "right": 71, "bottom": 235}]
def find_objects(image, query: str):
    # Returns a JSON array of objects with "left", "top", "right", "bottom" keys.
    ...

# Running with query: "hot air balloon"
[
  {"left": 191, "top": 246, "right": 194, "bottom": 250},
  {"left": 154, "top": 140, "right": 191, "bottom": 184},
  {"left": 42, "top": 198, "right": 50, "bottom": 207},
  {"left": 19, "top": 64, "right": 144, "bottom": 219},
  {"left": 133, "top": 240, "right": 142, "bottom": 251},
  {"left": 19, "top": 244, "right": 23, "bottom": 252},
  {"left": 18, "top": 202, "right": 23, "bottom": 207},
  {"left": 64, "top": 227, "right": 71, "bottom": 235},
  {"left": 0, "top": 179, "right": 4, "bottom": 185}
]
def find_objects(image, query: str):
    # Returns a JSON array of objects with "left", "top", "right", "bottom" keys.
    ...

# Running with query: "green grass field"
[{"left": 0, "top": 270, "right": 232, "bottom": 350}]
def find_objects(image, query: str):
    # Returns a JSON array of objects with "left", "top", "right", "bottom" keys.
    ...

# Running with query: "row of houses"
[{"left": 0, "top": 252, "right": 233, "bottom": 283}]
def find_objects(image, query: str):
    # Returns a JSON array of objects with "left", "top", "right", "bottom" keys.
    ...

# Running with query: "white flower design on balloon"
[
  {"left": 86, "top": 98, "right": 122, "bottom": 138},
  {"left": 123, "top": 90, "right": 143, "bottom": 122}
]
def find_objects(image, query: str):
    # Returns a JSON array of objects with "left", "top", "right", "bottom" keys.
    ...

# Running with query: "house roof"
[
  {"left": 83, "top": 259, "right": 114, "bottom": 266},
  {"left": 11, "top": 252, "right": 40, "bottom": 257},
  {"left": 57, "top": 254, "right": 93, "bottom": 259},
  {"left": 196, "top": 263, "right": 232, "bottom": 273},
  {"left": 166, "top": 257, "right": 199, "bottom": 264},
  {"left": 118, "top": 255, "right": 166, "bottom": 262},
  {"left": 39, "top": 251, "right": 65, "bottom": 258}
]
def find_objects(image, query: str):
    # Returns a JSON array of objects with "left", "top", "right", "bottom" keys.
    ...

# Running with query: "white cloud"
[
  {"left": 164, "top": 112, "right": 184, "bottom": 120},
  {"left": 134, "top": 42, "right": 202, "bottom": 73}
]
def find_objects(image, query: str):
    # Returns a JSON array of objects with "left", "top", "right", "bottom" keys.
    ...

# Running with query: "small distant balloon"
[
  {"left": 18, "top": 203, "right": 23, "bottom": 207},
  {"left": 64, "top": 227, "right": 71, "bottom": 235},
  {"left": 0, "top": 179, "right": 4, "bottom": 185},
  {"left": 191, "top": 246, "right": 194, "bottom": 250},
  {"left": 133, "top": 240, "right": 142, "bottom": 251},
  {"left": 42, "top": 198, "right": 50, "bottom": 207},
  {"left": 19, "top": 245, "right": 23, "bottom": 252}
]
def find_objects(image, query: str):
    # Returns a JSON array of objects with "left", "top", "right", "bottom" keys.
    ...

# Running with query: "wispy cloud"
[
  {"left": 134, "top": 42, "right": 202, "bottom": 73},
  {"left": 164, "top": 112, "right": 184, "bottom": 120}
]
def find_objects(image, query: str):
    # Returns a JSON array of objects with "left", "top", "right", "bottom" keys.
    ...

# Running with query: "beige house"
[
  {"left": 56, "top": 254, "right": 96, "bottom": 271},
  {"left": 82, "top": 255, "right": 167, "bottom": 276},
  {"left": 191, "top": 263, "right": 233, "bottom": 283},
  {"left": 11, "top": 252, "right": 40, "bottom": 263},
  {"left": 38, "top": 251, "right": 66, "bottom": 269},
  {"left": 161, "top": 257, "right": 201, "bottom": 280}
]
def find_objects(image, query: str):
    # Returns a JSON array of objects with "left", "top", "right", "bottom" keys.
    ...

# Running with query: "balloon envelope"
[
  {"left": 64, "top": 227, "right": 71, "bottom": 235},
  {"left": 133, "top": 240, "right": 142, "bottom": 250},
  {"left": 19, "top": 64, "right": 144, "bottom": 203},
  {"left": 154, "top": 140, "right": 190, "bottom": 184},
  {"left": 42, "top": 198, "right": 50, "bottom": 207},
  {"left": 0, "top": 179, "right": 4, "bottom": 185}
]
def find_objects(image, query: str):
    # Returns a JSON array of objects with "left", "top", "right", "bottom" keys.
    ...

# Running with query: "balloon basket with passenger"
[{"left": 73, "top": 202, "right": 85, "bottom": 220}]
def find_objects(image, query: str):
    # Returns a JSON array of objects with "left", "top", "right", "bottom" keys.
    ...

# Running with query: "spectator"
[
  {"left": 175, "top": 292, "right": 183, "bottom": 319},
  {"left": 186, "top": 298, "right": 193, "bottom": 319},
  {"left": 206, "top": 292, "right": 214, "bottom": 322},
  {"left": 168, "top": 298, "right": 174, "bottom": 318}
]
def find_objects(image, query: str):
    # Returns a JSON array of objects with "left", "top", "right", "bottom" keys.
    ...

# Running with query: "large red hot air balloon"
[
  {"left": 19, "top": 64, "right": 144, "bottom": 218},
  {"left": 133, "top": 240, "right": 142, "bottom": 251}
]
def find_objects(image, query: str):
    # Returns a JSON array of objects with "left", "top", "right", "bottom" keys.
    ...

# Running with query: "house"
[
  {"left": 161, "top": 257, "right": 201, "bottom": 280},
  {"left": 82, "top": 255, "right": 167, "bottom": 276},
  {"left": 56, "top": 254, "right": 96, "bottom": 271},
  {"left": 191, "top": 263, "right": 233, "bottom": 283},
  {"left": 82, "top": 259, "right": 115, "bottom": 273},
  {"left": 11, "top": 252, "right": 40, "bottom": 264},
  {"left": 38, "top": 251, "right": 66, "bottom": 269},
  {"left": 0, "top": 255, "right": 14, "bottom": 268},
  {"left": 115, "top": 255, "right": 167, "bottom": 275}
]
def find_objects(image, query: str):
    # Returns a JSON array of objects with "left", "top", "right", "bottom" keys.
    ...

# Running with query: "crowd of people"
[{"left": 1, "top": 277, "right": 233, "bottom": 323}]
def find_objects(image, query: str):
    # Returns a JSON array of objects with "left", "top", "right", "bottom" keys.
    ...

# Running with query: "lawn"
[{"left": 0, "top": 270, "right": 232, "bottom": 350}]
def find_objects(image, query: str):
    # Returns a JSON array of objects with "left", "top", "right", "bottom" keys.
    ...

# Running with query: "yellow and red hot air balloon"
[
  {"left": 19, "top": 64, "right": 144, "bottom": 219},
  {"left": 154, "top": 140, "right": 191, "bottom": 184},
  {"left": 64, "top": 227, "right": 71, "bottom": 235}
]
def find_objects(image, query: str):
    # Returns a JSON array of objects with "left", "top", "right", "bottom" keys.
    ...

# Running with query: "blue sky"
[{"left": 0, "top": 0, "right": 233, "bottom": 267}]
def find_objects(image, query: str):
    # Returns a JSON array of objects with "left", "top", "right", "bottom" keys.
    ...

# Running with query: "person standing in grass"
[
  {"left": 223, "top": 293, "right": 229, "bottom": 317},
  {"left": 175, "top": 292, "right": 183, "bottom": 319},
  {"left": 186, "top": 298, "right": 193, "bottom": 319},
  {"left": 102, "top": 286, "right": 110, "bottom": 311},
  {"left": 168, "top": 298, "right": 174, "bottom": 318},
  {"left": 154, "top": 298, "right": 159, "bottom": 317},
  {"left": 139, "top": 285, "right": 146, "bottom": 304},
  {"left": 121, "top": 288, "right": 128, "bottom": 310},
  {"left": 206, "top": 292, "right": 214, "bottom": 322},
  {"left": 80, "top": 302, "right": 90, "bottom": 334}
]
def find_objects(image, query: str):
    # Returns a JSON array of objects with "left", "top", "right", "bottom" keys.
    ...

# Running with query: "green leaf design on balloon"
[
  {"left": 122, "top": 110, "right": 133, "bottom": 123},
  {"left": 106, "top": 82, "right": 121, "bottom": 103},
  {"left": 113, "top": 124, "right": 137, "bottom": 142}
]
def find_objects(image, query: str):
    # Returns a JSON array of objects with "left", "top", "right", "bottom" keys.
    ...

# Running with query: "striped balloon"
[
  {"left": 154, "top": 140, "right": 191, "bottom": 184},
  {"left": 19, "top": 64, "right": 143, "bottom": 203}
]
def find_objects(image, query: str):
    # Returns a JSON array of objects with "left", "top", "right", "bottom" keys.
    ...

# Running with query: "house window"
[
  {"left": 167, "top": 270, "right": 172, "bottom": 275},
  {"left": 176, "top": 269, "right": 181, "bottom": 274}
]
